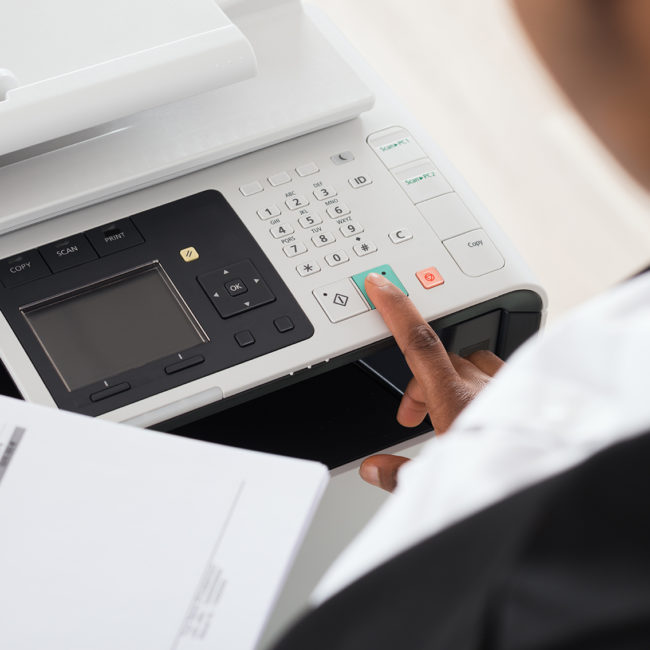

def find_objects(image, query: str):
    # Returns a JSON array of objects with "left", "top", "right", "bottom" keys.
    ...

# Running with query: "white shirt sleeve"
[{"left": 312, "top": 271, "right": 650, "bottom": 604}]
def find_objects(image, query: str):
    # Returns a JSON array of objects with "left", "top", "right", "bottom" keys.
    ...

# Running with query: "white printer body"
[{"left": 0, "top": 0, "right": 546, "bottom": 433}]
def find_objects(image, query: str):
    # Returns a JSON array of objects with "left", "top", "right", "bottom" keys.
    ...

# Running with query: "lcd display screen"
[{"left": 22, "top": 263, "right": 207, "bottom": 391}]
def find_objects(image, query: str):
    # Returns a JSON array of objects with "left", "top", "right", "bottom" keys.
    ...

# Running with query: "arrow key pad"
[{"left": 198, "top": 259, "right": 275, "bottom": 319}]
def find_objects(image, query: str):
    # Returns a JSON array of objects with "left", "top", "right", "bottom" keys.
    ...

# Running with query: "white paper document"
[{"left": 0, "top": 396, "right": 328, "bottom": 650}]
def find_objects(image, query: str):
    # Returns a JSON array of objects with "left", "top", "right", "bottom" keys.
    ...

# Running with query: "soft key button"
[
  {"left": 268, "top": 171, "right": 291, "bottom": 187},
  {"left": 239, "top": 181, "right": 264, "bottom": 197},
  {"left": 274, "top": 316, "right": 295, "bottom": 333},
  {"left": 367, "top": 127, "right": 426, "bottom": 169},
  {"left": 165, "top": 355, "right": 205, "bottom": 375},
  {"left": 296, "top": 162, "right": 319, "bottom": 177},
  {"left": 392, "top": 160, "right": 452, "bottom": 204},
  {"left": 40, "top": 235, "right": 98, "bottom": 273},
  {"left": 418, "top": 193, "right": 479, "bottom": 241},
  {"left": 444, "top": 229, "right": 505, "bottom": 277},
  {"left": 90, "top": 382, "right": 131, "bottom": 402},
  {"left": 313, "top": 278, "right": 369, "bottom": 323}
]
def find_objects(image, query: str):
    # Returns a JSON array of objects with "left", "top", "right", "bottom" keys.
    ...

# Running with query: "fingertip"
[
  {"left": 359, "top": 459, "right": 381, "bottom": 487},
  {"left": 365, "top": 272, "right": 391, "bottom": 288},
  {"left": 364, "top": 274, "right": 406, "bottom": 314},
  {"left": 360, "top": 455, "right": 411, "bottom": 492}
]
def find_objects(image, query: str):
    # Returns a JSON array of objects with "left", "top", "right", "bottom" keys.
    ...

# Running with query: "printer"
[{"left": 0, "top": 0, "right": 546, "bottom": 465}]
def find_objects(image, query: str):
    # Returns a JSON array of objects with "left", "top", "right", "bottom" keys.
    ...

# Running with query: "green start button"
[{"left": 351, "top": 264, "right": 408, "bottom": 309}]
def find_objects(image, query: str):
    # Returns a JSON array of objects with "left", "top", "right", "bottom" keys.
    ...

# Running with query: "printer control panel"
[
  {"left": 234, "top": 126, "right": 505, "bottom": 326},
  {"left": 0, "top": 191, "right": 314, "bottom": 416},
  {"left": 0, "top": 121, "right": 540, "bottom": 425}
]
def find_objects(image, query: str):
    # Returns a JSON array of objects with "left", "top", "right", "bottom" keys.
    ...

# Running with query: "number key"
[
  {"left": 311, "top": 232, "right": 336, "bottom": 247},
  {"left": 299, "top": 212, "right": 323, "bottom": 228},
  {"left": 283, "top": 242, "right": 308, "bottom": 258},
  {"left": 270, "top": 223, "right": 295, "bottom": 238},
  {"left": 286, "top": 195, "right": 310, "bottom": 210},
  {"left": 257, "top": 204, "right": 281, "bottom": 220},
  {"left": 327, "top": 203, "right": 351, "bottom": 219},
  {"left": 340, "top": 221, "right": 364, "bottom": 238},
  {"left": 313, "top": 185, "right": 338, "bottom": 201},
  {"left": 325, "top": 250, "right": 349, "bottom": 267}
]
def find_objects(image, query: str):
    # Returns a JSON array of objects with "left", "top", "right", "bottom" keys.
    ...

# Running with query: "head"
[{"left": 513, "top": 0, "right": 650, "bottom": 190}]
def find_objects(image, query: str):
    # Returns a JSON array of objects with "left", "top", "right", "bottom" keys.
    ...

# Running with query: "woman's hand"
[{"left": 359, "top": 272, "right": 504, "bottom": 491}]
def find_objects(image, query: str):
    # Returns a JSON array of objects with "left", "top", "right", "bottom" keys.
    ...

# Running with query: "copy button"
[{"left": 0, "top": 250, "right": 51, "bottom": 288}]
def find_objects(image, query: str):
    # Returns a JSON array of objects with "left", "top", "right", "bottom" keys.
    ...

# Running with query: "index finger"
[{"left": 365, "top": 272, "right": 457, "bottom": 390}]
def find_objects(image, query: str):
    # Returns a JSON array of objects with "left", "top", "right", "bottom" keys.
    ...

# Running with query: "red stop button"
[{"left": 416, "top": 266, "right": 444, "bottom": 289}]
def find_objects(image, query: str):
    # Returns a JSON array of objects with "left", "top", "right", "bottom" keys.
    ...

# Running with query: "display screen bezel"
[{"left": 20, "top": 262, "right": 208, "bottom": 392}]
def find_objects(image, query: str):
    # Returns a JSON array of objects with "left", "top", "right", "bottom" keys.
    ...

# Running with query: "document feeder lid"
[{"left": 0, "top": 0, "right": 257, "bottom": 156}]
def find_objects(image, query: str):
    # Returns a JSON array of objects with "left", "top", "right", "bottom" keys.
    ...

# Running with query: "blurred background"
[{"left": 312, "top": 0, "right": 650, "bottom": 323}]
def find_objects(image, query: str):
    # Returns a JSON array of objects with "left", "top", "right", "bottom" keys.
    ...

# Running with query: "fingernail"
[
  {"left": 360, "top": 463, "right": 381, "bottom": 486},
  {"left": 365, "top": 272, "right": 389, "bottom": 287}
]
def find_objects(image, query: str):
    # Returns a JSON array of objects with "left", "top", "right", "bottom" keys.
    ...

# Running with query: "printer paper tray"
[{"left": 0, "top": 1, "right": 374, "bottom": 234}]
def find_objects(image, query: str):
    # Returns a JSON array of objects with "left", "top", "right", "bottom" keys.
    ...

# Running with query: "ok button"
[{"left": 225, "top": 278, "right": 248, "bottom": 296}]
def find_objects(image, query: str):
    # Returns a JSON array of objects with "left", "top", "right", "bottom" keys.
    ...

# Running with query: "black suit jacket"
[{"left": 272, "top": 430, "right": 650, "bottom": 649}]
